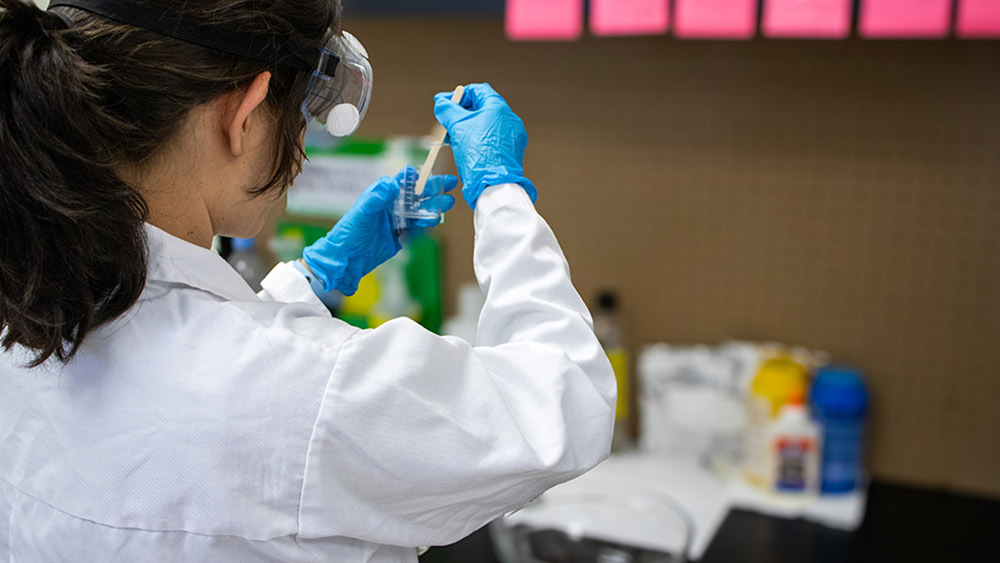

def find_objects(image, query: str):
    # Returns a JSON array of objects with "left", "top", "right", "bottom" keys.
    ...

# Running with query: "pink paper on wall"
[
  {"left": 860, "top": 0, "right": 953, "bottom": 38},
  {"left": 506, "top": 0, "right": 584, "bottom": 41},
  {"left": 590, "top": 0, "right": 669, "bottom": 36},
  {"left": 957, "top": 0, "right": 1000, "bottom": 37},
  {"left": 674, "top": 0, "right": 757, "bottom": 38},
  {"left": 763, "top": 0, "right": 853, "bottom": 38}
]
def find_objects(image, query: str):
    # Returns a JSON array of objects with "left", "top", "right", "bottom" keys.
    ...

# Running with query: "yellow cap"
[{"left": 751, "top": 358, "right": 809, "bottom": 417}]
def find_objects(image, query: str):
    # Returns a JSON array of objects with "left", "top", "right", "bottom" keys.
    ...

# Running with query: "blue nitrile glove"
[
  {"left": 433, "top": 83, "right": 537, "bottom": 209},
  {"left": 300, "top": 167, "right": 456, "bottom": 296}
]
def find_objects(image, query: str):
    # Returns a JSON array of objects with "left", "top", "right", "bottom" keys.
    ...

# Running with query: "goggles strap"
[{"left": 49, "top": 0, "right": 317, "bottom": 72}]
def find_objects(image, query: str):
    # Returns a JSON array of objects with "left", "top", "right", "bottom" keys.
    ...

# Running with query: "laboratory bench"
[{"left": 418, "top": 481, "right": 998, "bottom": 563}]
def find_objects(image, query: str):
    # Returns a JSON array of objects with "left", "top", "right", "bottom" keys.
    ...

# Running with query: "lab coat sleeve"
[
  {"left": 297, "top": 184, "right": 617, "bottom": 547},
  {"left": 257, "top": 261, "right": 330, "bottom": 314}
]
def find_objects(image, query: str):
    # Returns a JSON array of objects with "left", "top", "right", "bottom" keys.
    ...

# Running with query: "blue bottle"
[{"left": 811, "top": 366, "right": 869, "bottom": 494}]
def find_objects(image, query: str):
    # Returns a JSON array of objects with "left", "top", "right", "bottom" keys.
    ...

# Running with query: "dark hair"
[{"left": 0, "top": 0, "right": 339, "bottom": 366}]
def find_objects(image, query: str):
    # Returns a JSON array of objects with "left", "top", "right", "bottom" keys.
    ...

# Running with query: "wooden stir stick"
[{"left": 414, "top": 85, "right": 465, "bottom": 196}]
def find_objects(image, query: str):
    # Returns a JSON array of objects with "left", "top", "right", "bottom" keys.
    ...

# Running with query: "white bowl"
[{"left": 489, "top": 489, "right": 693, "bottom": 563}]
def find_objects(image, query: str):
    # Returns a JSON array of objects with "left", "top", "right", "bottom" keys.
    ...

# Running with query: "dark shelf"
[{"left": 420, "top": 481, "right": 999, "bottom": 563}]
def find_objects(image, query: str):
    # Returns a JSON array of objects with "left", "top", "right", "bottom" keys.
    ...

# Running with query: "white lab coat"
[{"left": 0, "top": 185, "right": 616, "bottom": 562}]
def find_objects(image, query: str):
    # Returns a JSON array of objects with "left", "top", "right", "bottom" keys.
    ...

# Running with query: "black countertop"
[{"left": 418, "top": 481, "right": 998, "bottom": 563}]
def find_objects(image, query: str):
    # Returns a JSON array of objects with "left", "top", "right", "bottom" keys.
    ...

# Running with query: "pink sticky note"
[
  {"left": 590, "top": 0, "right": 670, "bottom": 36},
  {"left": 674, "top": 0, "right": 758, "bottom": 39},
  {"left": 763, "top": 0, "right": 853, "bottom": 38},
  {"left": 506, "top": 0, "right": 584, "bottom": 41},
  {"left": 957, "top": 0, "right": 1000, "bottom": 37},
  {"left": 860, "top": 0, "right": 953, "bottom": 38}
]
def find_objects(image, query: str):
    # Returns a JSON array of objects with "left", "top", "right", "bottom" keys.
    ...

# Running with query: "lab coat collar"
[{"left": 143, "top": 223, "right": 260, "bottom": 302}]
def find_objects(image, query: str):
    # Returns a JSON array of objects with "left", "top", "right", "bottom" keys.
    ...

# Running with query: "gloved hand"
[
  {"left": 433, "top": 83, "right": 537, "bottom": 209},
  {"left": 301, "top": 167, "right": 456, "bottom": 295}
]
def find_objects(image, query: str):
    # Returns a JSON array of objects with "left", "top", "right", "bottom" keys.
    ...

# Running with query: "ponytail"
[{"left": 0, "top": 0, "right": 148, "bottom": 367}]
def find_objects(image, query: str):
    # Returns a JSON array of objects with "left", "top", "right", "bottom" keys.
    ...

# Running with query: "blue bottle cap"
[
  {"left": 812, "top": 366, "right": 868, "bottom": 418},
  {"left": 231, "top": 237, "right": 255, "bottom": 251}
]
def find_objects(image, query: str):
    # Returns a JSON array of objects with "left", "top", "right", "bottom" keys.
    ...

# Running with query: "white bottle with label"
[{"left": 768, "top": 393, "right": 821, "bottom": 497}]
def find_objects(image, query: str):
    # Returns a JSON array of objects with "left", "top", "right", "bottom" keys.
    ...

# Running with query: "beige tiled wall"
[{"left": 349, "top": 19, "right": 1000, "bottom": 498}]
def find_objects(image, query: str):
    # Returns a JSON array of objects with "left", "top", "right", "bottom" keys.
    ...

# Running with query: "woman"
[{"left": 0, "top": 0, "right": 615, "bottom": 561}]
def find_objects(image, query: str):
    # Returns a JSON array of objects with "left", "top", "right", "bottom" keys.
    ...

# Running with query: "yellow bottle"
[
  {"left": 743, "top": 357, "right": 809, "bottom": 489},
  {"left": 593, "top": 291, "right": 634, "bottom": 452}
]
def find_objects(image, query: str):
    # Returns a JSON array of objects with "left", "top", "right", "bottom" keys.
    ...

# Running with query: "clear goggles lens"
[{"left": 302, "top": 31, "right": 373, "bottom": 137}]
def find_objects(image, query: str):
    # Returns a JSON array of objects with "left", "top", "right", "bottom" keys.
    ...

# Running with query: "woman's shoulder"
[{"left": 122, "top": 279, "right": 357, "bottom": 362}]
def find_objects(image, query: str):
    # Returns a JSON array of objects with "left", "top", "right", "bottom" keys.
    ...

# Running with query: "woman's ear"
[{"left": 226, "top": 71, "right": 272, "bottom": 157}]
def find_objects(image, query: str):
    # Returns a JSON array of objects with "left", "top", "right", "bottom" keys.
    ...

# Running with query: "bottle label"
[
  {"left": 775, "top": 437, "right": 816, "bottom": 492},
  {"left": 820, "top": 418, "right": 865, "bottom": 491},
  {"left": 606, "top": 348, "right": 629, "bottom": 419}
]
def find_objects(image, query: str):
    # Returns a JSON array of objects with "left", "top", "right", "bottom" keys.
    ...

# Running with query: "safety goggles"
[
  {"left": 303, "top": 32, "right": 373, "bottom": 137},
  {"left": 49, "top": 0, "right": 373, "bottom": 137}
]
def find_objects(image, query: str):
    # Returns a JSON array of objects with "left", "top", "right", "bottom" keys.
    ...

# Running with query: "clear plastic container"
[
  {"left": 489, "top": 490, "right": 693, "bottom": 563},
  {"left": 393, "top": 153, "right": 446, "bottom": 233}
]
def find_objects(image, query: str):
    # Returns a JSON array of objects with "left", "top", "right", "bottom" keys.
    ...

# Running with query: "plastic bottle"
[
  {"left": 743, "top": 357, "right": 809, "bottom": 488},
  {"left": 811, "top": 366, "right": 869, "bottom": 494},
  {"left": 227, "top": 237, "right": 266, "bottom": 292},
  {"left": 593, "top": 290, "right": 634, "bottom": 452},
  {"left": 768, "top": 392, "right": 821, "bottom": 495}
]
